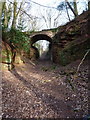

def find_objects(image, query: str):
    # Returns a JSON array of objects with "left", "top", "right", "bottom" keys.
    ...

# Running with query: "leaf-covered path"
[{"left": 2, "top": 60, "right": 88, "bottom": 119}]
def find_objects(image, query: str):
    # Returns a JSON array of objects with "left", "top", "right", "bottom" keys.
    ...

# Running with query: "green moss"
[
  {"left": 2, "top": 50, "right": 12, "bottom": 63},
  {"left": 51, "top": 28, "right": 58, "bottom": 33}
]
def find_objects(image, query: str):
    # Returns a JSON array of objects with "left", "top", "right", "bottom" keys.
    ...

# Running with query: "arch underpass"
[
  {"left": 30, "top": 34, "right": 52, "bottom": 46},
  {"left": 30, "top": 34, "right": 52, "bottom": 61}
]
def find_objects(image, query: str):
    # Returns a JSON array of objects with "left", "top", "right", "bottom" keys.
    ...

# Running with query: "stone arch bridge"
[
  {"left": 27, "top": 29, "right": 57, "bottom": 60},
  {"left": 29, "top": 29, "right": 57, "bottom": 46}
]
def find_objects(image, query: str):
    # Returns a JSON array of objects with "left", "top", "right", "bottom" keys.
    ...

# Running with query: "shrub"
[{"left": 8, "top": 28, "right": 30, "bottom": 53}]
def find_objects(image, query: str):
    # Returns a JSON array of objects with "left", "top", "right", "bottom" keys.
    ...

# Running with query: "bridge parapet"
[{"left": 29, "top": 30, "right": 56, "bottom": 38}]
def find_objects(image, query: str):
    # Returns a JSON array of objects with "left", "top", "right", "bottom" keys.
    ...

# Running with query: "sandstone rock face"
[
  {"left": 2, "top": 41, "right": 12, "bottom": 70},
  {"left": 29, "top": 46, "right": 39, "bottom": 61},
  {"left": 2, "top": 41, "right": 23, "bottom": 70},
  {"left": 52, "top": 10, "right": 89, "bottom": 65}
]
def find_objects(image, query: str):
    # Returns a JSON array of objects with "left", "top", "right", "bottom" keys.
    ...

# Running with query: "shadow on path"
[{"left": 10, "top": 68, "right": 74, "bottom": 118}]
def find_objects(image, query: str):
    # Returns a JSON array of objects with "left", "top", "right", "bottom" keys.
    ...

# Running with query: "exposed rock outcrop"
[
  {"left": 2, "top": 41, "right": 23, "bottom": 70},
  {"left": 52, "top": 10, "right": 89, "bottom": 65}
]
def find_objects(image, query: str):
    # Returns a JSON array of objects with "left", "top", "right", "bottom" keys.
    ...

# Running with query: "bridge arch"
[
  {"left": 30, "top": 34, "right": 52, "bottom": 60},
  {"left": 30, "top": 34, "right": 52, "bottom": 46}
]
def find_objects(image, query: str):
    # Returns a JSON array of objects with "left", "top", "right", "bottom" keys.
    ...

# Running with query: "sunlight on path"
[{"left": 2, "top": 60, "right": 88, "bottom": 118}]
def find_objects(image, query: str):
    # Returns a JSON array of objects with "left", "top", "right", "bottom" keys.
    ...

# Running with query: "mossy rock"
[
  {"left": 51, "top": 28, "right": 58, "bottom": 33},
  {"left": 1, "top": 63, "right": 12, "bottom": 70},
  {"left": 14, "top": 53, "right": 23, "bottom": 64},
  {"left": 2, "top": 41, "right": 12, "bottom": 63},
  {"left": 2, "top": 49, "right": 12, "bottom": 63}
]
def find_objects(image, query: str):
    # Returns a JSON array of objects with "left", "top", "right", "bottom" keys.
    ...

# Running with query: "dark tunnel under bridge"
[{"left": 30, "top": 34, "right": 53, "bottom": 61}]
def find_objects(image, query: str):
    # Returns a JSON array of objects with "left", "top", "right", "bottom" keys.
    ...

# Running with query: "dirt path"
[{"left": 2, "top": 60, "right": 88, "bottom": 119}]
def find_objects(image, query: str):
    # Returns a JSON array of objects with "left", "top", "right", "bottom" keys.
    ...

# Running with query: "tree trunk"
[
  {"left": 3, "top": 2, "right": 8, "bottom": 27},
  {"left": 88, "top": 1, "right": 90, "bottom": 10},
  {"left": 73, "top": 0, "right": 78, "bottom": 16},
  {"left": 12, "top": 0, "right": 17, "bottom": 28},
  {"left": 0, "top": 2, "right": 3, "bottom": 19},
  {"left": 65, "top": 2, "right": 71, "bottom": 21},
  {"left": 12, "top": 0, "right": 23, "bottom": 29},
  {"left": 65, "top": 0, "right": 77, "bottom": 17},
  {"left": 0, "top": 2, "right": 3, "bottom": 40}
]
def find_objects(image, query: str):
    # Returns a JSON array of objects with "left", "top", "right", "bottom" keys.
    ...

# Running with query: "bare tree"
[
  {"left": 3, "top": 1, "right": 8, "bottom": 27},
  {"left": 12, "top": 0, "right": 17, "bottom": 28},
  {"left": 0, "top": 2, "right": 4, "bottom": 19},
  {"left": 12, "top": 0, "right": 23, "bottom": 28},
  {"left": 88, "top": 1, "right": 90, "bottom": 10},
  {"left": 40, "top": 8, "right": 62, "bottom": 29},
  {"left": 73, "top": 0, "right": 78, "bottom": 16},
  {"left": 65, "top": 2, "right": 71, "bottom": 21},
  {"left": 65, "top": 0, "right": 78, "bottom": 17}
]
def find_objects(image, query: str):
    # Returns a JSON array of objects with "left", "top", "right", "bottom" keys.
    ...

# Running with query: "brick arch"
[{"left": 30, "top": 34, "right": 52, "bottom": 46}]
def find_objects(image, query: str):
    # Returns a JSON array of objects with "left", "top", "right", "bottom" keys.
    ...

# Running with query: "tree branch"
[
  {"left": 65, "top": 2, "right": 71, "bottom": 21},
  {"left": 65, "top": 0, "right": 77, "bottom": 17},
  {"left": 16, "top": 1, "right": 23, "bottom": 18},
  {"left": 27, "top": 0, "right": 57, "bottom": 10},
  {"left": 76, "top": 49, "right": 90, "bottom": 73}
]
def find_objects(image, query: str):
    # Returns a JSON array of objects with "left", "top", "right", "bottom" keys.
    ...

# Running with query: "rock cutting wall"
[{"left": 52, "top": 10, "right": 89, "bottom": 65}]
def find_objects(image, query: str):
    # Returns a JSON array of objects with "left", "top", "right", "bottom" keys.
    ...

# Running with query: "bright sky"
[
  {"left": 29, "top": 0, "right": 88, "bottom": 6},
  {"left": 28, "top": 0, "right": 87, "bottom": 31},
  {"left": 5, "top": 0, "right": 87, "bottom": 32},
  {"left": 30, "top": 0, "right": 60, "bottom": 6},
  {"left": 30, "top": 0, "right": 88, "bottom": 5}
]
